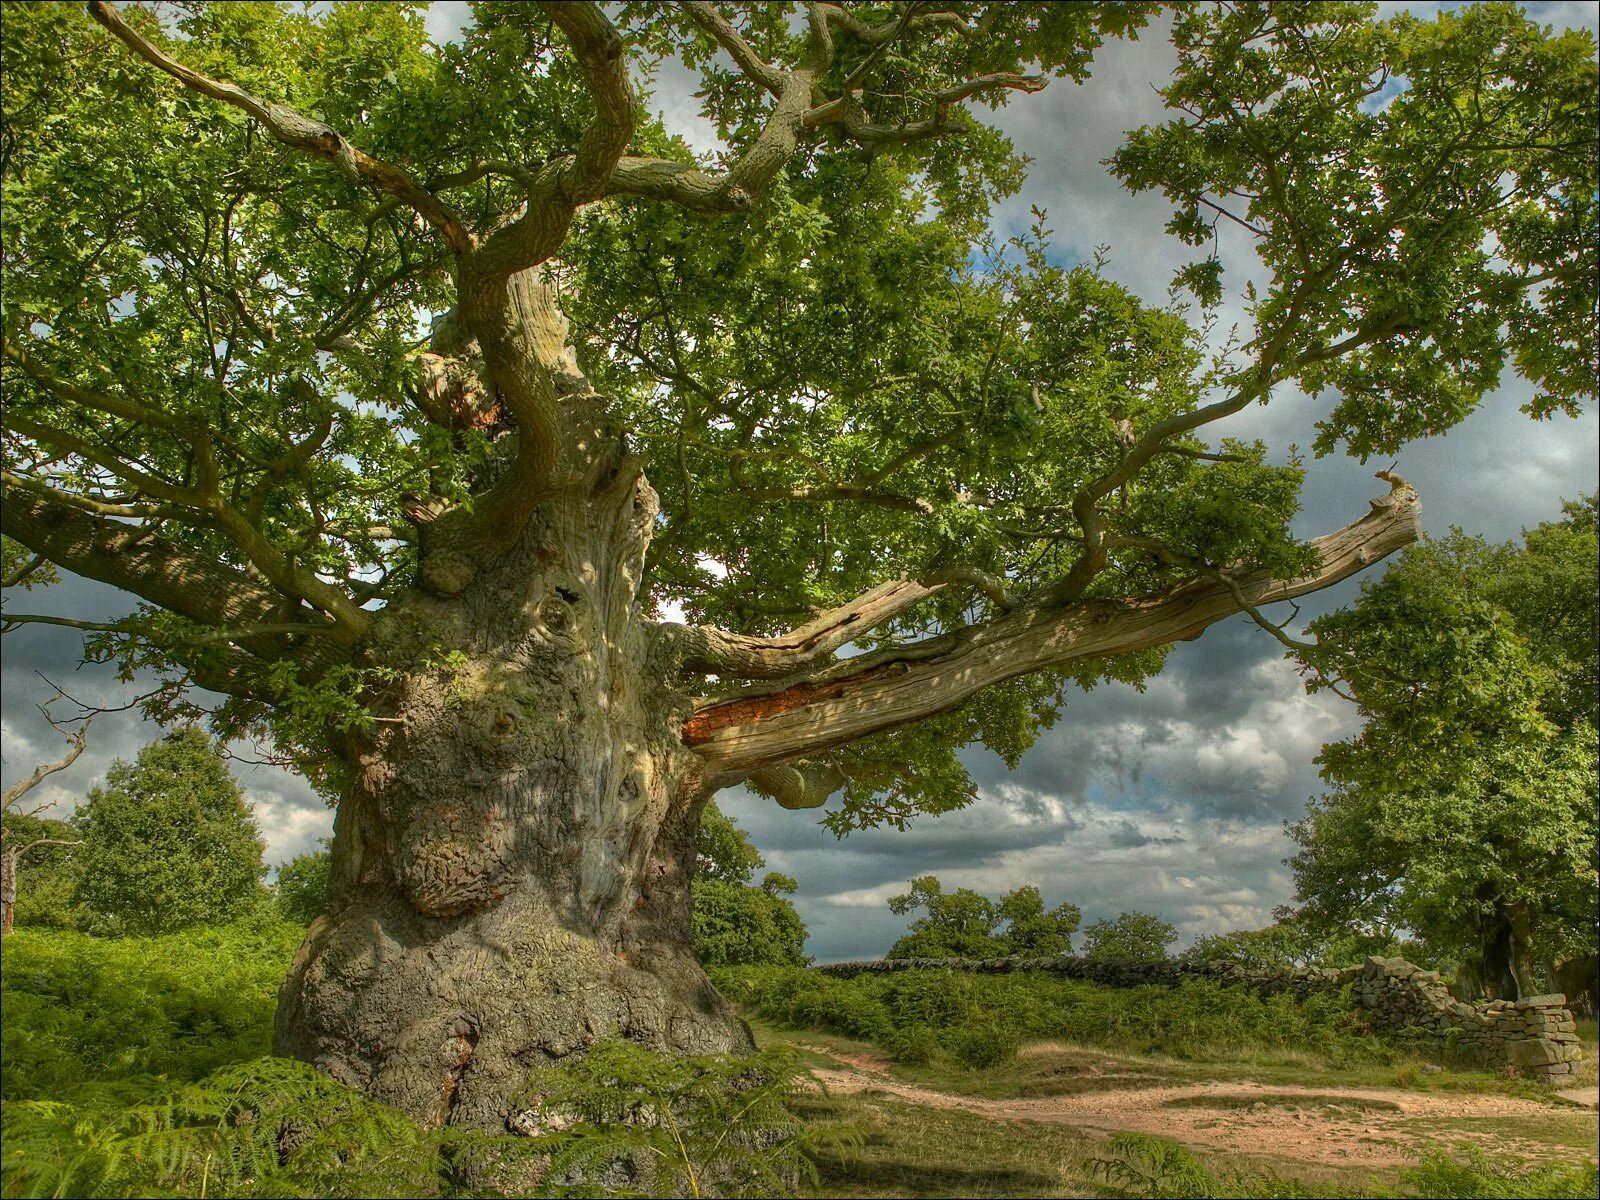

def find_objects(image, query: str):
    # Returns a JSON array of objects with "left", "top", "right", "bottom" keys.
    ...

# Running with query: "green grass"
[
  {"left": 3, "top": 928, "right": 1594, "bottom": 1198},
  {"left": 1157, "top": 1093, "right": 1405, "bottom": 1114},
  {"left": 719, "top": 965, "right": 1576, "bottom": 1103},
  {"left": 714, "top": 965, "right": 1399, "bottom": 1071},
  {"left": 793, "top": 1092, "right": 1599, "bottom": 1200}
]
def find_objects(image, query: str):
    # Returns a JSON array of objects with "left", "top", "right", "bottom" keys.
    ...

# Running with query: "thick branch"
[
  {"left": 683, "top": 3, "right": 784, "bottom": 96},
  {"left": 671, "top": 578, "right": 944, "bottom": 679},
  {"left": 0, "top": 487, "right": 294, "bottom": 638},
  {"left": 469, "top": 4, "right": 637, "bottom": 282},
  {"left": 542, "top": 2, "right": 636, "bottom": 207},
  {"left": 87, "top": 2, "right": 471, "bottom": 254},
  {"left": 684, "top": 474, "right": 1421, "bottom": 783}
]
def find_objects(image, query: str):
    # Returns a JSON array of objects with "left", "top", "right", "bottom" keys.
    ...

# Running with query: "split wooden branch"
[{"left": 684, "top": 474, "right": 1422, "bottom": 785}]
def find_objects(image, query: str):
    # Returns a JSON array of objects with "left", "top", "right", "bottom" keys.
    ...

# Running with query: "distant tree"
[
  {"left": 1288, "top": 500, "right": 1599, "bottom": 999},
  {"left": 1180, "top": 917, "right": 1439, "bottom": 972},
  {"left": 71, "top": 728, "right": 267, "bottom": 936},
  {"left": 694, "top": 803, "right": 767, "bottom": 886},
  {"left": 1, "top": 810, "right": 81, "bottom": 932},
  {"left": 0, "top": 705, "right": 88, "bottom": 936},
  {"left": 691, "top": 803, "right": 807, "bottom": 967},
  {"left": 886, "top": 876, "right": 1080, "bottom": 959},
  {"left": 1082, "top": 911, "right": 1178, "bottom": 961},
  {"left": 998, "top": 885, "right": 1082, "bottom": 957},
  {"left": 275, "top": 842, "right": 333, "bottom": 926}
]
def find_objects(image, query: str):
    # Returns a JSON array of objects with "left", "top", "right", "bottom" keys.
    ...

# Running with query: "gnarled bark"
[{"left": 274, "top": 430, "right": 752, "bottom": 1129}]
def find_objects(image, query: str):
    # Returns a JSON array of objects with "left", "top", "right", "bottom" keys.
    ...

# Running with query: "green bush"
[
  {"left": 1, "top": 928, "right": 828, "bottom": 1198},
  {"left": 948, "top": 1025, "right": 1019, "bottom": 1069},
  {"left": 2, "top": 923, "right": 304, "bottom": 1100},
  {"left": 711, "top": 966, "right": 1393, "bottom": 1072}
]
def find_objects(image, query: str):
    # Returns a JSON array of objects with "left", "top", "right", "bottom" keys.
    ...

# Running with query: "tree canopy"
[
  {"left": 1287, "top": 498, "right": 1599, "bottom": 997},
  {"left": 274, "top": 840, "right": 333, "bottom": 926},
  {"left": 1, "top": 1, "right": 1592, "bottom": 827},
  {"left": 70, "top": 728, "right": 268, "bottom": 935},
  {"left": 885, "top": 876, "right": 1080, "bottom": 959},
  {"left": 1081, "top": 910, "right": 1178, "bottom": 962},
  {"left": 691, "top": 802, "right": 809, "bottom": 966}
]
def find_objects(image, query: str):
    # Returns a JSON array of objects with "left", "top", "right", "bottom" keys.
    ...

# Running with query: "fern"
[
  {"left": 1399, "top": 1146, "right": 1600, "bottom": 1200},
  {"left": 1, "top": 1059, "right": 441, "bottom": 1199},
  {"left": 515, "top": 1041, "right": 831, "bottom": 1198},
  {"left": 1091, "top": 1132, "right": 1225, "bottom": 1198}
]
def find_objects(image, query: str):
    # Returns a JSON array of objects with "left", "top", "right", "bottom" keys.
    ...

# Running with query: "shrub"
[
  {"left": 947, "top": 1025, "right": 1019, "bottom": 1069},
  {"left": 710, "top": 966, "right": 1398, "bottom": 1072},
  {"left": 2, "top": 923, "right": 304, "bottom": 1100}
]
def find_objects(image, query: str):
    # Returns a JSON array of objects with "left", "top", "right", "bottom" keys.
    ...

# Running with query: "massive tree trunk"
[
  {"left": 5, "top": 253, "right": 1418, "bottom": 1127},
  {"left": 263, "top": 279, "right": 1422, "bottom": 1127},
  {"left": 273, "top": 436, "right": 753, "bottom": 1130}
]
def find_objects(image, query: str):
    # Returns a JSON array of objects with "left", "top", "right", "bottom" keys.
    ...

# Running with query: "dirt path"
[{"left": 800, "top": 1044, "right": 1595, "bottom": 1169}]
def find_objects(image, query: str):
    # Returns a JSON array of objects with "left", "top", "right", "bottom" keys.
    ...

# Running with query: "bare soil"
[{"left": 800, "top": 1042, "right": 1598, "bottom": 1169}]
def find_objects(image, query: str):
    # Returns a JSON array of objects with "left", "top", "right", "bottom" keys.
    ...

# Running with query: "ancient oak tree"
[{"left": 1, "top": 2, "right": 1593, "bottom": 1128}]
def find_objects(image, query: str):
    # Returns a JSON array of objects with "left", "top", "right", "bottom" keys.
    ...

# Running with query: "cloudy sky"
[{"left": 3, "top": 2, "right": 1595, "bottom": 962}]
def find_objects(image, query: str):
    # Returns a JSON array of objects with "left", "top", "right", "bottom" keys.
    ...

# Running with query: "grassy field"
[
  {"left": 763, "top": 1024, "right": 1599, "bottom": 1198},
  {"left": 2, "top": 927, "right": 1594, "bottom": 1198}
]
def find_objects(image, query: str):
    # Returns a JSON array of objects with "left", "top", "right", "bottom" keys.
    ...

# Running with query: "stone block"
[
  {"left": 1507, "top": 1040, "right": 1565, "bottom": 1067},
  {"left": 1513, "top": 993, "right": 1566, "bottom": 1009}
]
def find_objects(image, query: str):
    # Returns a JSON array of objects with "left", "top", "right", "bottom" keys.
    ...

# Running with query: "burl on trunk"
[{"left": 274, "top": 438, "right": 752, "bottom": 1129}]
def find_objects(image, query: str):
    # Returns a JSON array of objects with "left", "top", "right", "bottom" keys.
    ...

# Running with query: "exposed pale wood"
[{"left": 685, "top": 475, "right": 1422, "bottom": 783}]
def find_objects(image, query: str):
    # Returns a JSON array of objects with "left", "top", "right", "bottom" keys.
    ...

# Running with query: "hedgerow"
[{"left": 711, "top": 965, "right": 1392, "bottom": 1069}]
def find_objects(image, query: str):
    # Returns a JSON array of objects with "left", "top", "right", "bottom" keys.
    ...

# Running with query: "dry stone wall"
[{"left": 817, "top": 953, "right": 1583, "bottom": 1080}]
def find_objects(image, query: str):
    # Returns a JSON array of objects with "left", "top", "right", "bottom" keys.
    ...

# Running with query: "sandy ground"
[{"left": 802, "top": 1044, "right": 1599, "bottom": 1169}]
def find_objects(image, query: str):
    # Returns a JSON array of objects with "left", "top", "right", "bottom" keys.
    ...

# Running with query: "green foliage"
[
  {"left": 2, "top": 927, "right": 828, "bottom": 1199},
  {"left": 1, "top": 533, "right": 57, "bottom": 589},
  {"left": 3, "top": 1057, "right": 443, "bottom": 1200},
  {"left": 695, "top": 803, "right": 766, "bottom": 886},
  {"left": 274, "top": 842, "right": 331, "bottom": 926},
  {"left": 513, "top": 1041, "right": 828, "bottom": 1199},
  {"left": 714, "top": 967, "right": 1390, "bottom": 1072},
  {"left": 2, "top": 924, "right": 303, "bottom": 1099},
  {"left": 693, "top": 876, "right": 809, "bottom": 969},
  {"left": 885, "top": 876, "right": 1080, "bottom": 960},
  {"left": 1083, "top": 912, "right": 1180, "bottom": 962},
  {"left": 1181, "top": 918, "right": 1441, "bottom": 974},
  {"left": 1, "top": 809, "right": 81, "bottom": 930},
  {"left": 69, "top": 729, "right": 268, "bottom": 936},
  {"left": 1091, "top": 1133, "right": 1230, "bottom": 1199},
  {"left": 1289, "top": 500, "right": 1600, "bottom": 982},
  {"left": 1091, "top": 1133, "right": 1599, "bottom": 1199},
  {"left": 1113, "top": 2, "right": 1598, "bottom": 458},
  {"left": 1398, "top": 1146, "right": 1600, "bottom": 1200},
  {"left": 692, "top": 803, "right": 809, "bottom": 968}
]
